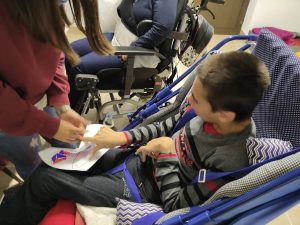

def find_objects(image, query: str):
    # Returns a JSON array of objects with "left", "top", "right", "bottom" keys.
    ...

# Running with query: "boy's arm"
[
  {"left": 81, "top": 113, "right": 181, "bottom": 151},
  {"left": 153, "top": 137, "right": 226, "bottom": 212},
  {"left": 123, "top": 113, "right": 181, "bottom": 146},
  {"left": 155, "top": 157, "right": 228, "bottom": 212}
]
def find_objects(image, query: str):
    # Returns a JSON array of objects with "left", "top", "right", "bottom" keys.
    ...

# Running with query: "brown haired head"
[
  {"left": 6, "top": 0, "right": 114, "bottom": 66},
  {"left": 196, "top": 51, "right": 270, "bottom": 121}
]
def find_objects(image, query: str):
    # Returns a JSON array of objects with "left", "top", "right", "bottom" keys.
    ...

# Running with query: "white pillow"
[{"left": 116, "top": 199, "right": 163, "bottom": 225}]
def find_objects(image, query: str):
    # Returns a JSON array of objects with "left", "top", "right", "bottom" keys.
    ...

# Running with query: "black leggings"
[{"left": 0, "top": 148, "right": 160, "bottom": 225}]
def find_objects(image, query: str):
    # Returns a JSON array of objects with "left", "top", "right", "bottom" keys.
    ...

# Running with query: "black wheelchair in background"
[{"left": 67, "top": 0, "right": 223, "bottom": 123}]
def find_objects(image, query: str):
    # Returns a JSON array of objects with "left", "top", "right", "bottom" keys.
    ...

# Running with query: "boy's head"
[{"left": 188, "top": 51, "right": 270, "bottom": 123}]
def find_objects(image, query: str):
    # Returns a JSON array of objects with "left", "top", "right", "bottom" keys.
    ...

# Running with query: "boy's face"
[{"left": 187, "top": 78, "right": 217, "bottom": 123}]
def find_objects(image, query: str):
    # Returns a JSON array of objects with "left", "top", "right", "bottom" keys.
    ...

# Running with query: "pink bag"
[{"left": 252, "top": 27, "right": 295, "bottom": 45}]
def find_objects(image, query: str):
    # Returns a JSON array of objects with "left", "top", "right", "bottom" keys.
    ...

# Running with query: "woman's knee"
[{"left": 71, "top": 38, "right": 92, "bottom": 56}]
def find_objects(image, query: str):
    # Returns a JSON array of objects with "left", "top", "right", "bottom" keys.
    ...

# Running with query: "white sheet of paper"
[
  {"left": 74, "top": 124, "right": 104, "bottom": 153},
  {"left": 38, "top": 124, "right": 109, "bottom": 171}
]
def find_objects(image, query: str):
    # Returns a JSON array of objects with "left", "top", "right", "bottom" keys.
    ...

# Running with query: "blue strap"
[
  {"left": 192, "top": 147, "right": 300, "bottom": 184},
  {"left": 146, "top": 86, "right": 172, "bottom": 107},
  {"left": 105, "top": 162, "right": 125, "bottom": 175},
  {"left": 132, "top": 211, "right": 166, "bottom": 225},
  {"left": 106, "top": 155, "right": 142, "bottom": 203},
  {"left": 172, "top": 108, "right": 197, "bottom": 135},
  {"left": 123, "top": 166, "right": 143, "bottom": 203},
  {"left": 141, "top": 104, "right": 159, "bottom": 119}
]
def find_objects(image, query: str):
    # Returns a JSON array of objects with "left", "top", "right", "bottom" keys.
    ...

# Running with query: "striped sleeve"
[
  {"left": 124, "top": 113, "right": 181, "bottom": 145},
  {"left": 155, "top": 156, "right": 228, "bottom": 212},
  {"left": 155, "top": 156, "right": 181, "bottom": 211}
]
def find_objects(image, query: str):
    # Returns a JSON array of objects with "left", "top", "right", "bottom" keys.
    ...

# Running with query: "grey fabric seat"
[
  {"left": 156, "top": 151, "right": 300, "bottom": 224},
  {"left": 155, "top": 29, "right": 300, "bottom": 225}
]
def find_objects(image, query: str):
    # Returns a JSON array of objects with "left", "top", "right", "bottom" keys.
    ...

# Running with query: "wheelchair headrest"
[
  {"left": 190, "top": 15, "right": 214, "bottom": 54},
  {"left": 176, "top": 0, "right": 189, "bottom": 24},
  {"left": 252, "top": 29, "right": 300, "bottom": 147},
  {"left": 136, "top": 20, "right": 153, "bottom": 37},
  {"left": 137, "top": 0, "right": 187, "bottom": 37}
]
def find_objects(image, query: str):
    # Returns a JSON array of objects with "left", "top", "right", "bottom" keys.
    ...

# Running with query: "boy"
[{"left": 0, "top": 52, "right": 270, "bottom": 225}]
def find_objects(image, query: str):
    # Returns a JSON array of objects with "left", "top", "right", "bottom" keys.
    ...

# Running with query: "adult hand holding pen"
[
  {"left": 53, "top": 106, "right": 89, "bottom": 143},
  {"left": 53, "top": 119, "right": 85, "bottom": 143}
]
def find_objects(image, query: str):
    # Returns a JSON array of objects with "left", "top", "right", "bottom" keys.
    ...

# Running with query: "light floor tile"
[
  {"left": 0, "top": 164, "right": 20, "bottom": 199},
  {"left": 268, "top": 203, "right": 300, "bottom": 225}
]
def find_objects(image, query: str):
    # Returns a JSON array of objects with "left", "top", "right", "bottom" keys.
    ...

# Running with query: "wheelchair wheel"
[{"left": 136, "top": 89, "right": 155, "bottom": 99}]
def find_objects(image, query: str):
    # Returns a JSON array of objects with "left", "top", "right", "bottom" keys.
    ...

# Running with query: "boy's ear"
[{"left": 217, "top": 111, "right": 236, "bottom": 123}]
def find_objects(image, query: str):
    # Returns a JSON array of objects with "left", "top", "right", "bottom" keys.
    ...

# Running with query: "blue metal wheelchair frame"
[
  {"left": 180, "top": 166, "right": 300, "bottom": 225},
  {"left": 123, "top": 34, "right": 257, "bottom": 131},
  {"left": 125, "top": 31, "right": 300, "bottom": 225}
]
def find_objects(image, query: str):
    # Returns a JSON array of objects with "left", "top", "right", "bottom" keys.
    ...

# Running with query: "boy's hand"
[
  {"left": 80, "top": 126, "right": 127, "bottom": 156},
  {"left": 136, "top": 137, "right": 176, "bottom": 161}
]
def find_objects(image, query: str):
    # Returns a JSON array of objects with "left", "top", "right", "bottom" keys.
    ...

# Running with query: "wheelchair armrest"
[
  {"left": 75, "top": 74, "right": 99, "bottom": 91},
  {"left": 114, "top": 46, "right": 166, "bottom": 60},
  {"left": 136, "top": 20, "right": 152, "bottom": 36},
  {"left": 112, "top": 46, "right": 165, "bottom": 98}
]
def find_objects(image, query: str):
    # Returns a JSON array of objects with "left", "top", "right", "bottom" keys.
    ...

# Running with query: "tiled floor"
[
  {"left": 0, "top": 164, "right": 19, "bottom": 200},
  {"left": 1, "top": 27, "right": 300, "bottom": 224}
]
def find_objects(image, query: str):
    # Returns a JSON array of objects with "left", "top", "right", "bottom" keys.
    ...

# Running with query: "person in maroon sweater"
[{"left": 0, "top": 0, "right": 113, "bottom": 179}]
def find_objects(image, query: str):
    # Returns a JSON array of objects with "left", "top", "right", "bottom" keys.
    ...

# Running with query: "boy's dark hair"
[{"left": 197, "top": 51, "right": 270, "bottom": 121}]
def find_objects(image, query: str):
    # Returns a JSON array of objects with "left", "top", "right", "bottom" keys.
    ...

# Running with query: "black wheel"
[{"left": 136, "top": 89, "right": 155, "bottom": 99}]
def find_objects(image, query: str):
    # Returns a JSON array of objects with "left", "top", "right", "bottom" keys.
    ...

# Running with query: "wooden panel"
[{"left": 194, "top": 0, "right": 250, "bottom": 34}]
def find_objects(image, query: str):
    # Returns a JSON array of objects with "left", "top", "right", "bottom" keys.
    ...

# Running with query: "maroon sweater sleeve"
[
  {"left": 0, "top": 81, "right": 60, "bottom": 137},
  {"left": 46, "top": 52, "right": 70, "bottom": 106},
  {"left": 0, "top": 2, "right": 68, "bottom": 138}
]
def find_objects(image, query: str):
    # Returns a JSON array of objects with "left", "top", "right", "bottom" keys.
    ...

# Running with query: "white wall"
[
  {"left": 64, "top": 3, "right": 74, "bottom": 23},
  {"left": 242, "top": 0, "right": 300, "bottom": 34},
  {"left": 63, "top": 0, "right": 121, "bottom": 32}
]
